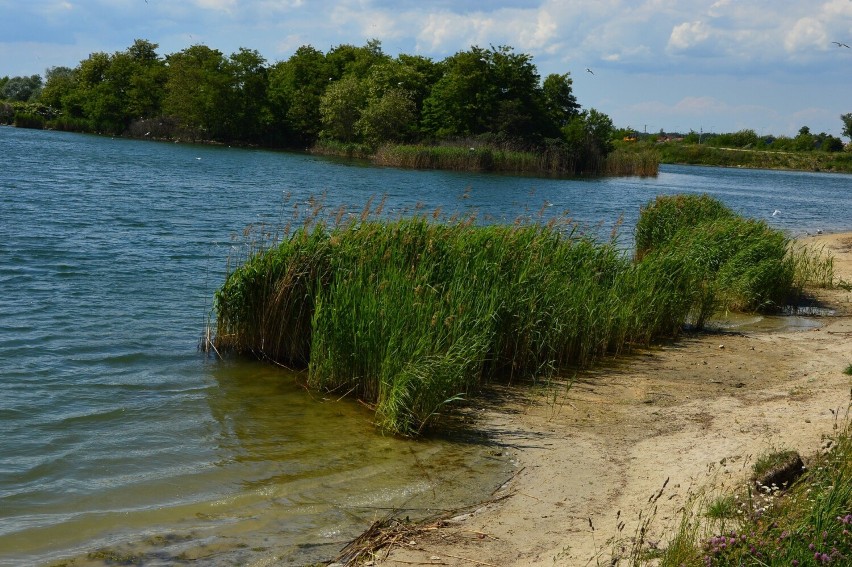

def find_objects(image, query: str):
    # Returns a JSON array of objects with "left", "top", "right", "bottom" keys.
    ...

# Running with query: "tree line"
[{"left": 0, "top": 39, "right": 618, "bottom": 174}]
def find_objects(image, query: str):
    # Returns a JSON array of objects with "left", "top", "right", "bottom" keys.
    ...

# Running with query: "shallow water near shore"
[
  {"left": 2, "top": 127, "right": 851, "bottom": 566},
  {"left": 9, "top": 364, "right": 507, "bottom": 566}
]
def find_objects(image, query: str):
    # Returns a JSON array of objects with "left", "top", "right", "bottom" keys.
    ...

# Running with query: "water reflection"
[{"left": 710, "top": 311, "right": 829, "bottom": 333}]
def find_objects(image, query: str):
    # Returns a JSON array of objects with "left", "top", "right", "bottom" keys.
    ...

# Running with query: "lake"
[{"left": 1, "top": 127, "right": 850, "bottom": 566}]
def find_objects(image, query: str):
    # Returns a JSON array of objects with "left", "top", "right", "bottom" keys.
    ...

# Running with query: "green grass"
[
  {"left": 843, "top": 364, "right": 852, "bottom": 376},
  {"left": 652, "top": 416, "right": 852, "bottom": 566},
  {"left": 706, "top": 495, "right": 738, "bottom": 521},
  {"left": 656, "top": 142, "right": 852, "bottom": 173},
  {"left": 212, "top": 194, "right": 832, "bottom": 435}
]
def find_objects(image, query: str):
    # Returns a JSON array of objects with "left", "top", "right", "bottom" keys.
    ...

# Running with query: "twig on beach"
[
  {"left": 331, "top": 493, "right": 513, "bottom": 566},
  {"left": 491, "top": 466, "right": 524, "bottom": 495},
  {"left": 441, "top": 552, "right": 498, "bottom": 566}
]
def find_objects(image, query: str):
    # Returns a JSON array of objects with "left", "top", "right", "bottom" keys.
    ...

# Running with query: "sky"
[{"left": 2, "top": 0, "right": 851, "bottom": 138}]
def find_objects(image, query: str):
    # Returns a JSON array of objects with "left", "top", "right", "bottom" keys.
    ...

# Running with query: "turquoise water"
[{"left": 1, "top": 127, "right": 850, "bottom": 565}]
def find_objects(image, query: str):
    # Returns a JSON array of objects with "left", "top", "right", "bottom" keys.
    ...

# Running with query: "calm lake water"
[{"left": 1, "top": 127, "right": 850, "bottom": 566}]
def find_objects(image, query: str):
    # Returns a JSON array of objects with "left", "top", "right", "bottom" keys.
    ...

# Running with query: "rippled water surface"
[{"left": 1, "top": 127, "right": 850, "bottom": 565}]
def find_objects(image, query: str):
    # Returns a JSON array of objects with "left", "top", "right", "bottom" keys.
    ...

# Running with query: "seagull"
[
  {"left": 832, "top": 41, "right": 850, "bottom": 48},
  {"left": 586, "top": 67, "right": 594, "bottom": 75},
  {"left": 772, "top": 209, "right": 781, "bottom": 216}
]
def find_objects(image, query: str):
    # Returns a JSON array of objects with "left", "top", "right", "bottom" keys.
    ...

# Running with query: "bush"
[{"left": 13, "top": 111, "right": 45, "bottom": 129}]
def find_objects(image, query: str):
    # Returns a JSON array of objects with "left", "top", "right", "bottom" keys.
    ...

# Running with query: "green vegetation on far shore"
[
  {"left": 211, "top": 194, "right": 834, "bottom": 436},
  {"left": 614, "top": 122, "right": 852, "bottom": 174},
  {"left": 1, "top": 39, "right": 627, "bottom": 176},
  {"left": 656, "top": 143, "right": 852, "bottom": 173},
  {"left": 275, "top": 137, "right": 660, "bottom": 176}
]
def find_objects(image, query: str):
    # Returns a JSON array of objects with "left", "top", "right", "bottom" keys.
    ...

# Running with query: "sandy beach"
[{"left": 372, "top": 231, "right": 852, "bottom": 567}]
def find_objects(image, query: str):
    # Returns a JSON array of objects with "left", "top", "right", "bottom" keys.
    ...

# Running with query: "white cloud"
[
  {"left": 823, "top": 0, "right": 852, "bottom": 17},
  {"left": 667, "top": 20, "right": 712, "bottom": 52},
  {"left": 708, "top": 0, "right": 731, "bottom": 16},
  {"left": 516, "top": 9, "right": 559, "bottom": 50},
  {"left": 785, "top": 17, "right": 828, "bottom": 52},
  {"left": 194, "top": 0, "right": 238, "bottom": 13}
]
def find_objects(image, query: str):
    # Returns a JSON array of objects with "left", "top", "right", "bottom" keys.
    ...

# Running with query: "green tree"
[
  {"left": 562, "top": 108, "right": 614, "bottom": 173},
  {"left": 583, "top": 108, "right": 615, "bottom": 155},
  {"left": 542, "top": 73, "right": 579, "bottom": 130},
  {"left": 39, "top": 66, "right": 76, "bottom": 112},
  {"left": 122, "top": 39, "right": 167, "bottom": 120},
  {"left": 326, "top": 39, "right": 388, "bottom": 80},
  {"left": 1, "top": 74, "right": 43, "bottom": 101},
  {"left": 794, "top": 126, "right": 815, "bottom": 151},
  {"left": 163, "top": 45, "right": 230, "bottom": 139},
  {"left": 67, "top": 51, "right": 121, "bottom": 131},
  {"left": 47, "top": 40, "right": 165, "bottom": 133},
  {"left": 267, "top": 45, "right": 332, "bottom": 146},
  {"left": 841, "top": 113, "right": 852, "bottom": 141},
  {"left": 421, "top": 45, "right": 554, "bottom": 143},
  {"left": 488, "top": 45, "right": 547, "bottom": 141},
  {"left": 319, "top": 74, "right": 367, "bottom": 142},
  {"left": 357, "top": 88, "right": 416, "bottom": 146},
  {"left": 421, "top": 46, "right": 494, "bottom": 137},
  {"left": 223, "top": 48, "right": 269, "bottom": 142}
]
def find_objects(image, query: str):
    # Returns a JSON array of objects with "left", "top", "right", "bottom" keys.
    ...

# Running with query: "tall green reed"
[{"left": 213, "top": 194, "right": 824, "bottom": 434}]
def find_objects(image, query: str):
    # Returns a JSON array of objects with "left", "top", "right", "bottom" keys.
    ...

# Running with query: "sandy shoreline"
[{"left": 370, "top": 231, "right": 852, "bottom": 567}]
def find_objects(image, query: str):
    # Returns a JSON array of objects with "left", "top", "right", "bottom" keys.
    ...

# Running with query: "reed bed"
[
  {"left": 372, "top": 144, "right": 589, "bottom": 176},
  {"left": 604, "top": 148, "right": 661, "bottom": 177},
  {"left": 635, "top": 194, "right": 834, "bottom": 323},
  {"left": 212, "top": 194, "right": 831, "bottom": 435}
]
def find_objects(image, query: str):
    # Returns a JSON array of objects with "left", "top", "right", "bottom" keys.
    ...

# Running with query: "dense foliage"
[
  {"left": 1, "top": 39, "right": 615, "bottom": 174},
  {"left": 212, "top": 195, "right": 829, "bottom": 435}
]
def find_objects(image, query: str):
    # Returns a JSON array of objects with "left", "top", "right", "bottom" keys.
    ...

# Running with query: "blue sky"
[{"left": 2, "top": 0, "right": 851, "bottom": 137}]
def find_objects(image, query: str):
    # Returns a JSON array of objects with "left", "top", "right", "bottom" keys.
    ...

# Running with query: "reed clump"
[
  {"left": 212, "top": 194, "right": 829, "bottom": 435},
  {"left": 372, "top": 143, "right": 601, "bottom": 176},
  {"left": 604, "top": 147, "right": 660, "bottom": 177},
  {"left": 635, "top": 194, "right": 834, "bottom": 325}
]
